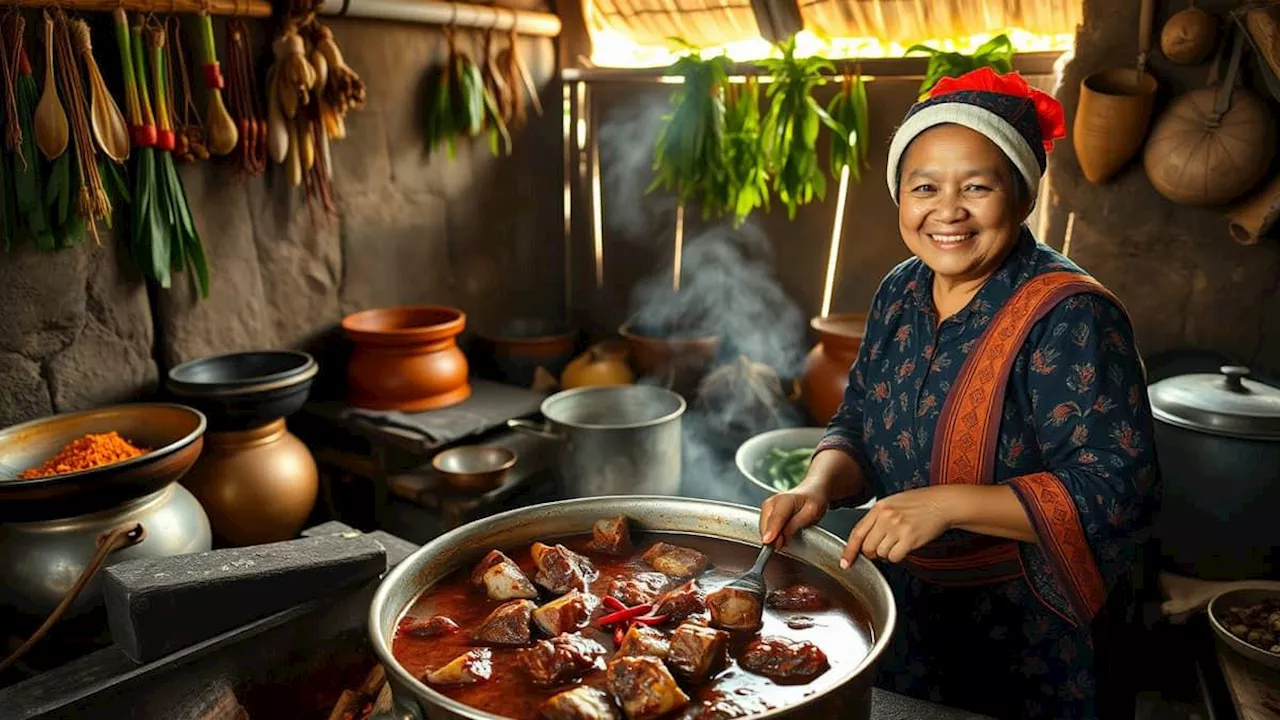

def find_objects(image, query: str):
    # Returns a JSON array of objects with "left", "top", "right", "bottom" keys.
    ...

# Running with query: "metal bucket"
[{"left": 507, "top": 385, "right": 685, "bottom": 497}]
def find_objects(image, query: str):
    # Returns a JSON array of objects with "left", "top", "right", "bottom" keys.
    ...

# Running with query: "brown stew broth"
[{"left": 391, "top": 533, "right": 873, "bottom": 719}]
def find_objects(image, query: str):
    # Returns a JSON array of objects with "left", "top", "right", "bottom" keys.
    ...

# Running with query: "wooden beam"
[
  {"left": 0, "top": 0, "right": 270, "bottom": 17},
  {"left": 318, "top": 0, "right": 562, "bottom": 37}
]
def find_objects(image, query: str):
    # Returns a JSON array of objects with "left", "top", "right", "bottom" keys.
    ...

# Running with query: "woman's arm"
[{"left": 946, "top": 484, "right": 1037, "bottom": 542}]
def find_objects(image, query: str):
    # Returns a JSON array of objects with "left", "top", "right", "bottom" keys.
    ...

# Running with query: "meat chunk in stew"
[
  {"left": 424, "top": 648, "right": 493, "bottom": 686},
  {"left": 677, "top": 692, "right": 770, "bottom": 720},
  {"left": 587, "top": 515, "right": 631, "bottom": 555},
  {"left": 666, "top": 622, "right": 729, "bottom": 684},
  {"left": 706, "top": 586, "right": 763, "bottom": 632},
  {"left": 398, "top": 614, "right": 458, "bottom": 637},
  {"left": 653, "top": 580, "right": 706, "bottom": 621},
  {"left": 642, "top": 543, "right": 708, "bottom": 578},
  {"left": 607, "top": 572, "right": 669, "bottom": 607},
  {"left": 470, "top": 549, "right": 539, "bottom": 601},
  {"left": 519, "top": 633, "right": 608, "bottom": 687},
  {"left": 540, "top": 686, "right": 622, "bottom": 720},
  {"left": 531, "top": 542, "right": 599, "bottom": 594},
  {"left": 766, "top": 583, "right": 830, "bottom": 612},
  {"left": 740, "top": 637, "right": 829, "bottom": 681},
  {"left": 533, "top": 589, "right": 600, "bottom": 636},
  {"left": 606, "top": 656, "right": 690, "bottom": 720},
  {"left": 615, "top": 623, "right": 669, "bottom": 660},
  {"left": 471, "top": 599, "right": 536, "bottom": 646}
]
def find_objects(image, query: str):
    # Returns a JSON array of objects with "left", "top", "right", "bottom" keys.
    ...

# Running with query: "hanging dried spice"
[
  {"left": 166, "top": 17, "right": 207, "bottom": 163},
  {"left": 225, "top": 19, "right": 265, "bottom": 175},
  {"left": 52, "top": 8, "right": 110, "bottom": 243}
]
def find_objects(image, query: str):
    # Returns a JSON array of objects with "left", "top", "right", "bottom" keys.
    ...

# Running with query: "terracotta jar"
[
  {"left": 181, "top": 419, "right": 318, "bottom": 547},
  {"left": 343, "top": 306, "right": 470, "bottom": 411},
  {"left": 801, "top": 313, "right": 867, "bottom": 425},
  {"left": 618, "top": 322, "right": 721, "bottom": 398}
]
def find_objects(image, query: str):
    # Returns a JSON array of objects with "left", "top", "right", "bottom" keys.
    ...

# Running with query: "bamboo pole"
[
  {"left": 0, "top": 0, "right": 270, "bottom": 17},
  {"left": 318, "top": 0, "right": 562, "bottom": 37}
]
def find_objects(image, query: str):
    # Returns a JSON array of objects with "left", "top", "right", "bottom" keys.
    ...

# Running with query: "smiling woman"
[{"left": 759, "top": 68, "right": 1161, "bottom": 720}]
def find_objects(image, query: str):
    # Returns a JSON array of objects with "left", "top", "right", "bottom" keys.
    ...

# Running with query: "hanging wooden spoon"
[
  {"left": 34, "top": 13, "right": 68, "bottom": 160},
  {"left": 72, "top": 19, "right": 129, "bottom": 163}
]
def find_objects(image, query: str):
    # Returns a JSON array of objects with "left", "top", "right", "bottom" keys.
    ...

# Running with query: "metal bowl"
[
  {"left": 368, "top": 495, "right": 898, "bottom": 720},
  {"left": 431, "top": 445, "right": 517, "bottom": 493},
  {"left": 736, "top": 427, "right": 876, "bottom": 510},
  {"left": 167, "top": 351, "right": 318, "bottom": 430},
  {"left": 1208, "top": 588, "right": 1280, "bottom": 671},
  {"left": 0, "top": 403, "right": 207, "bottom": 522}
]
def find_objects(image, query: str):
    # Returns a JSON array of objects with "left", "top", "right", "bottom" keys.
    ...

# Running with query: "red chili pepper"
[
  {"left": 629, "top": 613, "right": 669, "bottom": 626},
  {"left": 596, "top": 603, "right": 654, "bottom": 627},
  {"left": 602, "top": 596, "right": 627, "bottom": 613},
  {"left": 613, "top": 625, "right": 625, "bottom": 645}
]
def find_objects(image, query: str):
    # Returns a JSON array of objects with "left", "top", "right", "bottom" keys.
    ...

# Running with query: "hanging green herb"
[
  {"left": 758, "top": 37, "right": 846, "bottom": 220},
  {"left": 721, "top": 76, "right": 769, "bottom": 226},
  {"left": 147, "top": 24, "right": 208, "bottom": 299},
  {"left": 121, "top": 14, "right": 163, "bottom": 288},
  {"left": 827, "top": 68, "right": 870, "bottom": 183},
  {"left": 424, "top": 29, "right": 509, "bottom": 160},
  {"left": 905, "top": 34, "right": 1015, "bottom": 97},
  {"left": 647, "top": 48, "right": 731, "bottom": 218},
  {"left": 5, "top": 18, "right": 56, "bottom": 250}
]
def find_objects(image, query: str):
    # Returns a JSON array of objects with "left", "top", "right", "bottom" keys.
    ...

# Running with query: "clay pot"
[
  {"left": 181, "top": 419, "right": 319, "bottom": 547},
  {"left": 474, "top": 319, "right": 577, "bottom": 388},
  {"left": 618, "top": 321, "right": 721, "bottom": 398},
  {"left": 342, "top": 306, "right": 470, "bottom": 411},
  {"left": 561, "top": 341, "right": 634, "bottom": 389},
  {"left": 1073, "top": 69, "right": 1158, "bottom": 184},
  {"left": 801, "top": 313, "right": 867, "bottom": 425}
]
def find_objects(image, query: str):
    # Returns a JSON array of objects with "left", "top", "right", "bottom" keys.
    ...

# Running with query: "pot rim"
[
  {"left": 541, "top": 384, "right": 687, "bottom": 430},
  {"left": 167, "top": 351, "right": 318, "bottom": 398},
  {"left": 367, "top": 495, "right": 898, "bottom": 720},
  {"left": 342, "top": 306, "right": 467, "bottom": 345},
  {"left": 618, "top": 320, "right": 722, "bottom": 347},
  {"left": 810, "top": 313, "right": 867, "bottom": 343}
]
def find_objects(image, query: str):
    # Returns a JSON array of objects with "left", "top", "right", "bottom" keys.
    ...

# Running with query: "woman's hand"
[
  {"left": 840, "top": 486, "right": 954, "bottom": 567},
  {"left": 759, "top": 482, "right": 830, "bottom": 549}
]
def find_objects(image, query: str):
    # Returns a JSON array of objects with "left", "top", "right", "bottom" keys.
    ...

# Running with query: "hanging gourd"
[
  {"left": 1161, "top": 2, "right": 1218, "bottom": 65},
  {"left": 1143, "top": 31, "right": 1275, "bottom": 206}
]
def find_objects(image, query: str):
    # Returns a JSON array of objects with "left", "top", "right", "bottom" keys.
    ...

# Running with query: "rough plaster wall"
[
  {"left": 1046, "top": 0, "right": 1280, "bottom": 371},
  {"left": 0, "top": 16, "right": 562, "bottom": 427}
]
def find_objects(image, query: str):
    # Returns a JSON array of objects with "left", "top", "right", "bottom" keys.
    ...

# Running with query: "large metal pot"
[
  {"left": 1148, "top": 365, "right": 1280, "bottom": 580},
  {"left": 367, "top": 495, "right": 897, "bottom": 720},
  {"left": 507, "top": 385, "right": 685, "bottom": 497}
]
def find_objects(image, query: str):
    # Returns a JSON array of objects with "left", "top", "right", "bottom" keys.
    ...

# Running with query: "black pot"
[
  {"left": 166, "top": 351, "right": 318, "bottom": 431},
  {"left": 1148, "top": 365, "right": 1280, "bottom": 580}
]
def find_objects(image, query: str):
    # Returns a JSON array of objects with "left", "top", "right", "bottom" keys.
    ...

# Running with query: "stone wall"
[
  {"left": 0, "top": 15, "right": 562, "bottom": 427},
  {"left": 1045, "top": 0, "right": 1280, "bottom": 370}
]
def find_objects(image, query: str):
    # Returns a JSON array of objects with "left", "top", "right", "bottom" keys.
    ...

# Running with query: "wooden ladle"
[
  {"left": 34, "top": 13, "right": 69, "bottom": 160},
  {"left": 73, "top": 19, "right": 129, "bottom": 163}
]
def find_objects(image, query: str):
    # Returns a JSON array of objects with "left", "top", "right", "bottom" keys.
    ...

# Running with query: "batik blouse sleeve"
[
  {"left": 1008, "top": 293, "right": 1160, "bottom": 627},
  {"left": 814, "top": 290, "right": 882, "bottom": 508}
]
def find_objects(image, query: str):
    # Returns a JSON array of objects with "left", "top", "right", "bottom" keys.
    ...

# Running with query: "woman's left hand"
[{"left": 841, "top": 486, "right": 956, "bottom": 567}]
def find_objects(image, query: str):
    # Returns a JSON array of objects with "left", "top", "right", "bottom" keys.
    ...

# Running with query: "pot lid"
[{"left": 1148, "top": 366, "right": 1280, "bottom": 440}]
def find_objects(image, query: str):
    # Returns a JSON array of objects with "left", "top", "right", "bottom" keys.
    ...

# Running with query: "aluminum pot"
[
  {"left": 507, "top": 385, "right": 685, "bottom": 497},
  {"left": 368, "top": 495, "right": 897, "bottom": 720},
  {"left": 1148, "top": 365, "right": 1280, "bottom": 580}
]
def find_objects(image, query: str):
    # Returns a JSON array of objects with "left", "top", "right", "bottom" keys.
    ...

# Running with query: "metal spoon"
[
  {"left": 34, "top": 13, "right": 69, "bottom": 160},
  {"left": 723, "top": 543, "right": 774, "bottom": 599}
]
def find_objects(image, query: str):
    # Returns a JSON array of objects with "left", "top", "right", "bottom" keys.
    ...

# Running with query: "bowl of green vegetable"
[{"left": 735, "top": 427, "right": 827, "bottom": 501}]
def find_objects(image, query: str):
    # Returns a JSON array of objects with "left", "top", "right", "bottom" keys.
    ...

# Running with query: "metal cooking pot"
[
  {"left": 367, "top": 495, "right": 897, "bottom": 720},
  {"left": 1148, "top": 365, "right": 1280, "bottom": 580},
  {"left": 507, "top": 385, "right": 685, "bottom": 497}
]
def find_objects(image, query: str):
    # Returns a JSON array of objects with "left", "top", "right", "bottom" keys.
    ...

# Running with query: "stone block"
[
  {"left": 46, "top": 316, "right": 157, "bottom": 413},
  {"left": 0, "top": 352, "right": 52, "bottom": 427},
  {"left": 338, "top": 188, "right": 453, "bottom": 313},
  {"left": 0, "top": 242, "right": 87, "bottom": 360},
  {"left": 158, "top": 166, "right": 270, "bottom": 367}
]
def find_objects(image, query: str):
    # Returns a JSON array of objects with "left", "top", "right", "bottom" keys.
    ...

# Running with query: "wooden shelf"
[{"left": 0, "top": 0, "right": 271, "bottom": 18}]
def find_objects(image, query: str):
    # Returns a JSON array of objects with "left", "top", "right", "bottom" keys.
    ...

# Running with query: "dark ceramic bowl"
[
  {"left": 0, "top": 403, "right": 207, "bottom": 522},
  {"left": 167, "top": 351, "right": 318, "bottom": 430},
  {"left": 473, "top": 319, "right": 577, "bottom": 387}
]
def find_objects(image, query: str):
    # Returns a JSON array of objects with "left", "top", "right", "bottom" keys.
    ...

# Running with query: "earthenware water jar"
[
  {"left": 802, "top": 313, "right": 867, "bottom": 425},
  {"left": 343, "top": 306, "right": 470, "bottom": 411}
]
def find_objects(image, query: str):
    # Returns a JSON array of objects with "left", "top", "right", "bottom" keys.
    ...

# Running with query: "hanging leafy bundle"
[
  {"left": 2, "top": 16, "right": 55, "bottom": 251},
  {"left": 648, "top": 49, "right": 731, "bottom": 217},
  {"left": 758, "top": 37, "right": 845, "bottom": 220},
  {"left": 721, "top": 76, "right": 769, "bottom": 226},
  {"left": 906, "top": 34, "right": 1015, "bottom": 97},
  {"left": 425, "top": 30, "right": 510, "bottom": 160},
  {"left": 827, "top": 68, "right": 869, "bottom": 182}
]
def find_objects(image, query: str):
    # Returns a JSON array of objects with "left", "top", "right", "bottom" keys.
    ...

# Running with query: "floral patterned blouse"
[{"left": 816, "top": 227, "right": 1160, "bottom": 719}]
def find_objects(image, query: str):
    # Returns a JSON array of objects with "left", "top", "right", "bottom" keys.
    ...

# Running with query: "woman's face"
[{"left": 897, "top": 124, "right": 1029, "bottom": 286}]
